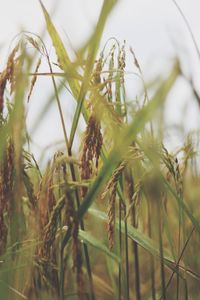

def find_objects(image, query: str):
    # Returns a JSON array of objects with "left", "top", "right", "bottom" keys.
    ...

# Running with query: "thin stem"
[
  {"left": 177, "top": 207, "right": 181, "bottom": 300},
  {"left": 127, "top": 171, "right": 141, "bottom": 300},
  {"left": 124, "top": 205, "right": 130, "bottom": 300},
  {"left": 118, "top": 201, "right": 122, "bottom": 300},
  {"left": 44, "top": 54, "right": 67, "bottom": 142},
  {"left": 46, "top": 55, "right": 95, "bottom": 300},
  {"left": 147, "top": 200, "right": 156, "bottom": 300},
  {"left": 68, "top": 148, "right": 95, "bottom": 300},
  {"left": 171, "top": 0, "right": 200, "bottom": 60},
  {"left": 156, "top": 201, "right": 166, "bottom": 300},
  {"left": 160, "top": 227, "right": 195, "bottom": 299}
]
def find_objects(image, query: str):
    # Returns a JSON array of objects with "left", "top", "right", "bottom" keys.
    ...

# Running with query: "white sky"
[{"left": 1, "top": 0, "right": 200, "bottom": 161}]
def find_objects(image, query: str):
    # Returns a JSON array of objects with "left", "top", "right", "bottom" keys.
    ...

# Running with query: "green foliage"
[{"left": 0, "top": 1, "right": 200, "bottom": 300}]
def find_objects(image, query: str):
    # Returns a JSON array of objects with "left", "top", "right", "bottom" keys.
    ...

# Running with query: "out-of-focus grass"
[{"left": 0, "top": 1, "right": 200, "bottom": 299}]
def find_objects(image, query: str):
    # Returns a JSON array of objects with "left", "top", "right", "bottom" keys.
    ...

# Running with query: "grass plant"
[{"left": 0, "top": 1, "right": 200, "bottom": 299}]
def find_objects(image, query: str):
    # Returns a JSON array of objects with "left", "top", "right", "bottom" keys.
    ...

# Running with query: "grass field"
[{"left": 0, "top": 1, "right": 200, "bottom": 299}]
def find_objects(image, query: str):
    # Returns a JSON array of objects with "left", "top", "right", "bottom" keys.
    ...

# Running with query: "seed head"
[{"left": 80, "top": 114, "right": 103, "bottom": 197}]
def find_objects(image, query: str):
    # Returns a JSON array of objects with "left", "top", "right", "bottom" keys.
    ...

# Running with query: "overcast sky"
[
  {"left": 1, "top": 0, "right": 200, "bottom": 161},
  {"left": 1, "top": 0, "right": 200, "bottom": 61}
]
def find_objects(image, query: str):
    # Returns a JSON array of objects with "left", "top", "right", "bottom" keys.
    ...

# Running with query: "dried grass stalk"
[
  {"left": 29, "top": 158, "right": 61, "bottom": 297},
  {"left": 101, "top": 161, "right": 126, "bottom": 249},
  {"left": 42, "top": 196, "right": 65, "bottom": 259},
  {"left": 27, "top": 58, "right": 41, "bottom": 102},
  {"left": 37, "top": 163, "right": 56, "bottom": 231},
  {"left": 59, "top": 154, "right": 85, "bottom": 300},
  {"left": 0, "top": 45, "right": 19, "bottom": 113},
  {"left": 0, "top": 137, "right": 15, "bottom": 254},
  {"left": 80, "top": 114, "right": 103, "bottom": 197}
]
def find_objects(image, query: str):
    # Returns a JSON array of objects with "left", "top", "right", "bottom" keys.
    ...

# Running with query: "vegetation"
[{"left": 0, "top": 1, "right": 200, "bottom": 299}]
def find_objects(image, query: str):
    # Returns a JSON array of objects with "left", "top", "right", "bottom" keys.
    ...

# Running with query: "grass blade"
[
  {"left": 39, "top": 0, "right": 80, "bottom": 98},
  {"left": 78, "top": 230, "right": 120, "bottom": 263},
  {"left": 77, "top": 62, "right": 179, "bottom": 221},
  {"left": 69, "top": 0, "right": 118, "bottom": 150}
]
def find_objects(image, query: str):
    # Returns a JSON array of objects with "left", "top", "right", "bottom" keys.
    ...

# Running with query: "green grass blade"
[
  {"left": 164, "top": 178, "right": 200, "bottom": 235},
  {"left": 39, "top": 0, "right": 80, "bottom": 99},
  {"left": 78, "top": 230, "right": 120, "bottom": 263},
  {"left": 89, "top": 208, "right": 200, "bottom": 282},
  {"left": 69, "top": 0, "right": 118, "bottom": 149},
  {"left": 89, "top": 208, "right": 174, "bottom": 263},
  {"left": 77, "top": 62, "right": 179, "bottom": 220}
]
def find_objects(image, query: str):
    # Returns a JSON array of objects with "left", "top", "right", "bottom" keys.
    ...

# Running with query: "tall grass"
[{"left": 0, "top": 1, "right": 200, "bottom": 299}]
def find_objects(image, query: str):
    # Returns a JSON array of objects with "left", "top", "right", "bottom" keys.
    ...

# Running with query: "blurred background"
[{"left": 0, "top": 0, "right": 200, "bottom": 163}]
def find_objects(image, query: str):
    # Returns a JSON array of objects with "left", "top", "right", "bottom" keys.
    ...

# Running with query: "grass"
[{"left": 0, "top": 1, "right": 200, "bottom": 299}]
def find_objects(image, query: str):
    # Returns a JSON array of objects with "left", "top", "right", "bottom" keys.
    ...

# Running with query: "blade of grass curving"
[
  {"left": 61, "top": 63, "right": 179, "bottom": 289},
  {"left": 76, "top": 62, "right": 179, "bottom": 221},
  {"left": 89, "top": 208, "right": 200, "bottom": 281},
  {"left": 78, "top": 230, "right": 120, "bottom": 263},
  {"left": 89, "top": 208, "right": 175, "bottom": 265},
  {"left": 39, "top": 0, "right": 80, "bottom": 99},
  {"left": 76, "top": 1, "right": 118, "bottom": 66},
  {"left": 137, "top": 141, "right": 200, "bottom": 237},
  {"left": 38, "top": 4, "right": 95, "bottom": 294},
  {"left": 38, "top": 0, "right": 89, "bottom": 129},
  {"left": 160, "top": 227, "right": 195, "bottom": 299},
  {"left": 154, "top": 170, "right": 200, "bottom": 236},
  {"left": 69, "top": 0, "right": 118, "bottom": 150}
]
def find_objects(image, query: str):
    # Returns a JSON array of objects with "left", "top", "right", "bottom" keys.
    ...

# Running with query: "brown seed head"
[
  {"left": 101, "top": 161, "right": 126, "bottom": 249},
  {"left": 27, "top": 58, "right": 41, "bottom": 102},
  {"left": 80, "top": 114, "right": 103, "bottom": 197},
  {"left": 0, "top": 45, "right": 19, "bottom": 113}
]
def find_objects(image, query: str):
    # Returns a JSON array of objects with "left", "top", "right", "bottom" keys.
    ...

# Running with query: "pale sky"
[{"left": 1, "top": 0, "right": 200, "bottom": 161}]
